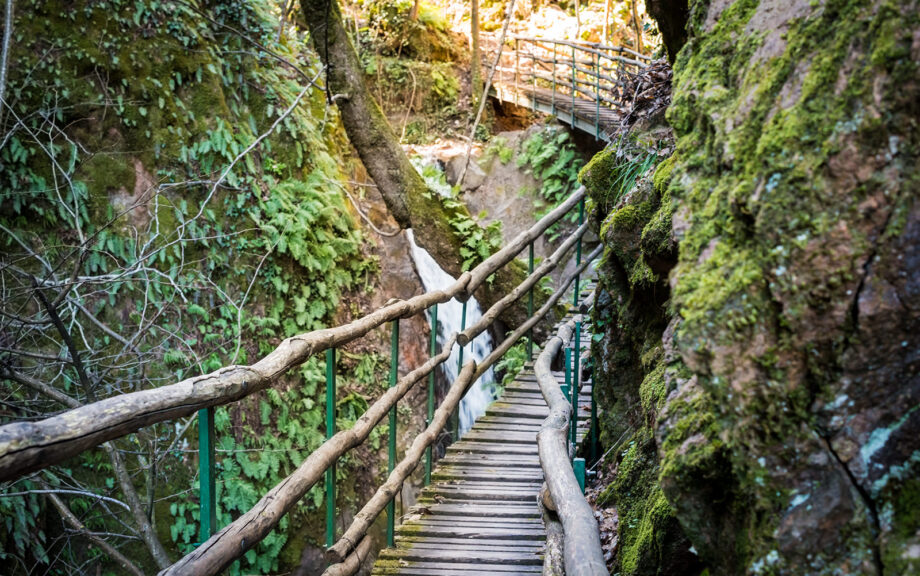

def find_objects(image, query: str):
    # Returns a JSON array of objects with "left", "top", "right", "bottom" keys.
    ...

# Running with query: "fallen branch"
[{"left": 45, "top": 491, "right": 145, "bottom": 576}]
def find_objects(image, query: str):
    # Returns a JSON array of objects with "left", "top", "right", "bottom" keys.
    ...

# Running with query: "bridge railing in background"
[
  {"left": 489, "top": 36, "right": 652, "bottom": 140},
  {"left": 0, "top": 187, "right": 600, "bottom": 575}
]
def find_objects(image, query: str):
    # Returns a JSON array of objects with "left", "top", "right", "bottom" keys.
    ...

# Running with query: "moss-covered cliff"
[{"left": 585, "top": 1, "right": 919, "bottom": 574}]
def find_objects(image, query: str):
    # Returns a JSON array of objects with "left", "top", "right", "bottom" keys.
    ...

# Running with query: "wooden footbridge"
[
  {"left": 0, "top": 189, "right": 607, "bottom": 575},
  {"left": 373, "top": 289, "right": 596, "bottom": 575},
  {"left": 488, "top": 37, "right": 653, "bottom": 141}
]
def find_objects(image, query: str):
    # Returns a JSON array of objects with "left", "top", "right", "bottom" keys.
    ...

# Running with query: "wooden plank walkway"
[
  {"left": 491, "top": 83, "right": 622, "bottom": 141},
  {"left": 372, "top": 295, "right": 594, "bottom": 575}
]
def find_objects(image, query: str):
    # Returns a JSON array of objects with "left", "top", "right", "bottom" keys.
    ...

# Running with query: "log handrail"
[
  {"left": 168, "top": 214, "right": 600, "bottom": 576},
  {"left": 0, "top": 189, "right": 585, "bottom": 482},
  {"left": 535, "top": 284, "right": 607, "bottom": 576},
  {"left": 325, "top": 224, "right": 595, "bottom": 565},
  {"left": 1, "top": 181, "right": 604, "bottom": 575}
]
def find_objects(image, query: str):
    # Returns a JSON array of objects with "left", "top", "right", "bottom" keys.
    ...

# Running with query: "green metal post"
[
  {"left": 387, "top": 321, "right": 399, "bottom": 548},
  {"left": 197, "top": 407, "right": 216, "bottom": 543},
  {"left": 425, "top": 305, "right": 438, "bottom": 486},
  {"left": 562, "top": 347, "right": 572, "bottom": 402},
  {"left": 590, "top": 336, "right": 599, "bottom": 463},
  {"left": 325, "top": 349, "right": 337, "bottom": 549},
  {"left": 531, "top": 52, "right": 537, "bottom": 112},
  {"left": 571, "top": 46, "right": 576, "bottom": 124},
  {"left": 572, "top": 323, "right": 583, "bottom": 457},
  {"left": 454, "top": 301, "right": 468, "bottom": 440},
  {"left": 551, "top": 42, "right": 557, "bottom": 114},
  {"left": 514, "top": 38, "right": 519, "bottom": 107},
  {"left": 574, "top": 198, "right": 585, "bottom": 307},
  {"left": 570, "top": 355, "right": 578, "bottom": 452},
  {"left": 574, "top": 457, "right": 586, "bottom": 493},
  {"left": 594, "top": 52, "right": 601, "bottom": 140},
  {"left": 526, "top": 243, "right": 534, "bottom": 360}
]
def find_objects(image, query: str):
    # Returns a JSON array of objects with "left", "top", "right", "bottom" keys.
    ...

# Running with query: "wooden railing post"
[
  {"left": 387, "top": 320, "right": 399, "bottom": 548},
  {"left": 527, "top": 243, "right": 535, "bottom": 360},
  {"left": 325, "top": 348, "right": 337, "bottom": 549},
  {"left": 197, "top": 407, "right": 217, "bottom": 544},
  {"left": 425, "top": 305, "right": 438, "bottom": 486},
  {"left": 573, "top": 198, "right": 585, "bottom": 307}
]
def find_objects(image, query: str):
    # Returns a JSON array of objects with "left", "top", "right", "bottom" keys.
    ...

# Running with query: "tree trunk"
[
  {"left": 470, "top": 0, "right": 481, "bottom": 108},
  {"left": 302, "top": 0, "right": 535, "bottom": 325},
  {"left": 630, "top": 0, "right": 643, "bottom": 54}
]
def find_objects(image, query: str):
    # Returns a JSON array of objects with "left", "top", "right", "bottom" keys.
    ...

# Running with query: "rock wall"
[{"left": 586, "top": 1, "right": 920, "bottom": 574}]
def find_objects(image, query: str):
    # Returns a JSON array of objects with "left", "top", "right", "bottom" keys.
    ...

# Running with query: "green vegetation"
[
  {"left": 494, "top": 340, "right": 528, "bottom": 391},
  {"left": 0, "top": 0, "right": 388, "bottom": 572},
  {"left": 517, "top": 126, "right": 585, "bottom": 238}
]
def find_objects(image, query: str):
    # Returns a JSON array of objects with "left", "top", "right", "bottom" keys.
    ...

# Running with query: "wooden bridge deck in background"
[
  {"left": 372, "top": 294, "right": 594, "bottom": 575},
  {"left": 492, "top": 83, "right": 622, "bottom": 142}
]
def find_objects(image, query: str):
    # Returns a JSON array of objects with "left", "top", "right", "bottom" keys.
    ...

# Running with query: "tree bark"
[
  {"left": 301, "top": 0, "right": 535, "bottom": 325},
  {"left": 535, "top": 318, "right": 606, "bottom": 576},
  {"left": 470, "top": 0, "right": 481, "bottom": 107},
  {"left": 630, "top": 0, "right": 643, "bottom": 54}
]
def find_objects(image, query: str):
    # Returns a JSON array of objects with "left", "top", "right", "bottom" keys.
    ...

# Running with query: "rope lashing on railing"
[
  {"left": 0, "top": 189, "right": 585, "bottom": 483},
  {"left": 535, "top": 291, "right": 607, "bottom": 576}
]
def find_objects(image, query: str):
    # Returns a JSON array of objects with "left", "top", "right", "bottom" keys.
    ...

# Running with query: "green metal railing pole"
[
  {"left": 563, "top": 347, "right": 572, "bottom": 411},
  {"left": 514, "top": 38, "right": 519, "bottom": 107},
  {"left": 526, "top": 243, "right": 535, "bottom": 360},
  {"left": 387, "top": 321, "right": 399, "bottom": 548},
  {"left": 551, "top": 43, "right": 557, "bottom": 114},
  {"left": 198, "top": 407, "right": 216, "bottom": 543},
  {"left": 425, "top": 305, "right": 438, "bottom": 486},
  {"left": 325, "top": 348, "right": 337, "bottom": 549},
  {"left": 454, "top": 301, "right": 468, "bottom": 440},
  {"left": 594, "top": 52, "right": 601, "bottom": 140},
  {"left": 570, "top": 348, "right": 578, "bottom": 451},
  {"left": 531, "top": 52, "right": 536, "bottom": 112},
  {"left": 589, "top": 330, "right": 599, "bottom": 463},
  {"left": 571, "top": 45, "right": 576, "bottom": 124},
  {"left": 574, "top": 198, "right": 585, "bottom": 307}
]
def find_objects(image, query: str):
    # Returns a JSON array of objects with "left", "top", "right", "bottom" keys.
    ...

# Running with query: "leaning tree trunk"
[{"left": 302, "top": 0, "right": 540, "bottom": 328}]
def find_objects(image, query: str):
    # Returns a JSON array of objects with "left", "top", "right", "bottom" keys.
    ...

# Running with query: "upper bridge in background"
[{"left": 488, "top": 36, "right": 652, "bottom": 141}]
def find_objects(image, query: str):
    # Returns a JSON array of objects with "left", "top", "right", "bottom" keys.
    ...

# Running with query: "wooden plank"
[
  {"left": 371, "top": 290, "right": 602, "bottom": 576},
  {"left": 459, "top": 431, "right": 538, "bottom": 444},
  {"left": 379, "top": 547, "right": 543, "bottom": 565},
  {"left": 448, "top": 442, "right": 539, "bottom": 454},
  {"left": 414, "top": 505, "right": 541, "bottom": 518},
  {"left": 393, "top": 525, "right": 545, "bottom": 539},
  {"left": 374, "top": 563, "right": 542, "bottom": 575}
]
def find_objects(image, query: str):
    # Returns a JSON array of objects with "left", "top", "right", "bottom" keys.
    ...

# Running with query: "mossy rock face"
[
  {"left": 583, "top": 133, "right": 693, "bottom": 574},
  {"left": 653, "top": 0, "right": 920, "bottom": 573},
  {"left": 588, "top": 0, "right": 920, "bottom": 574}
]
